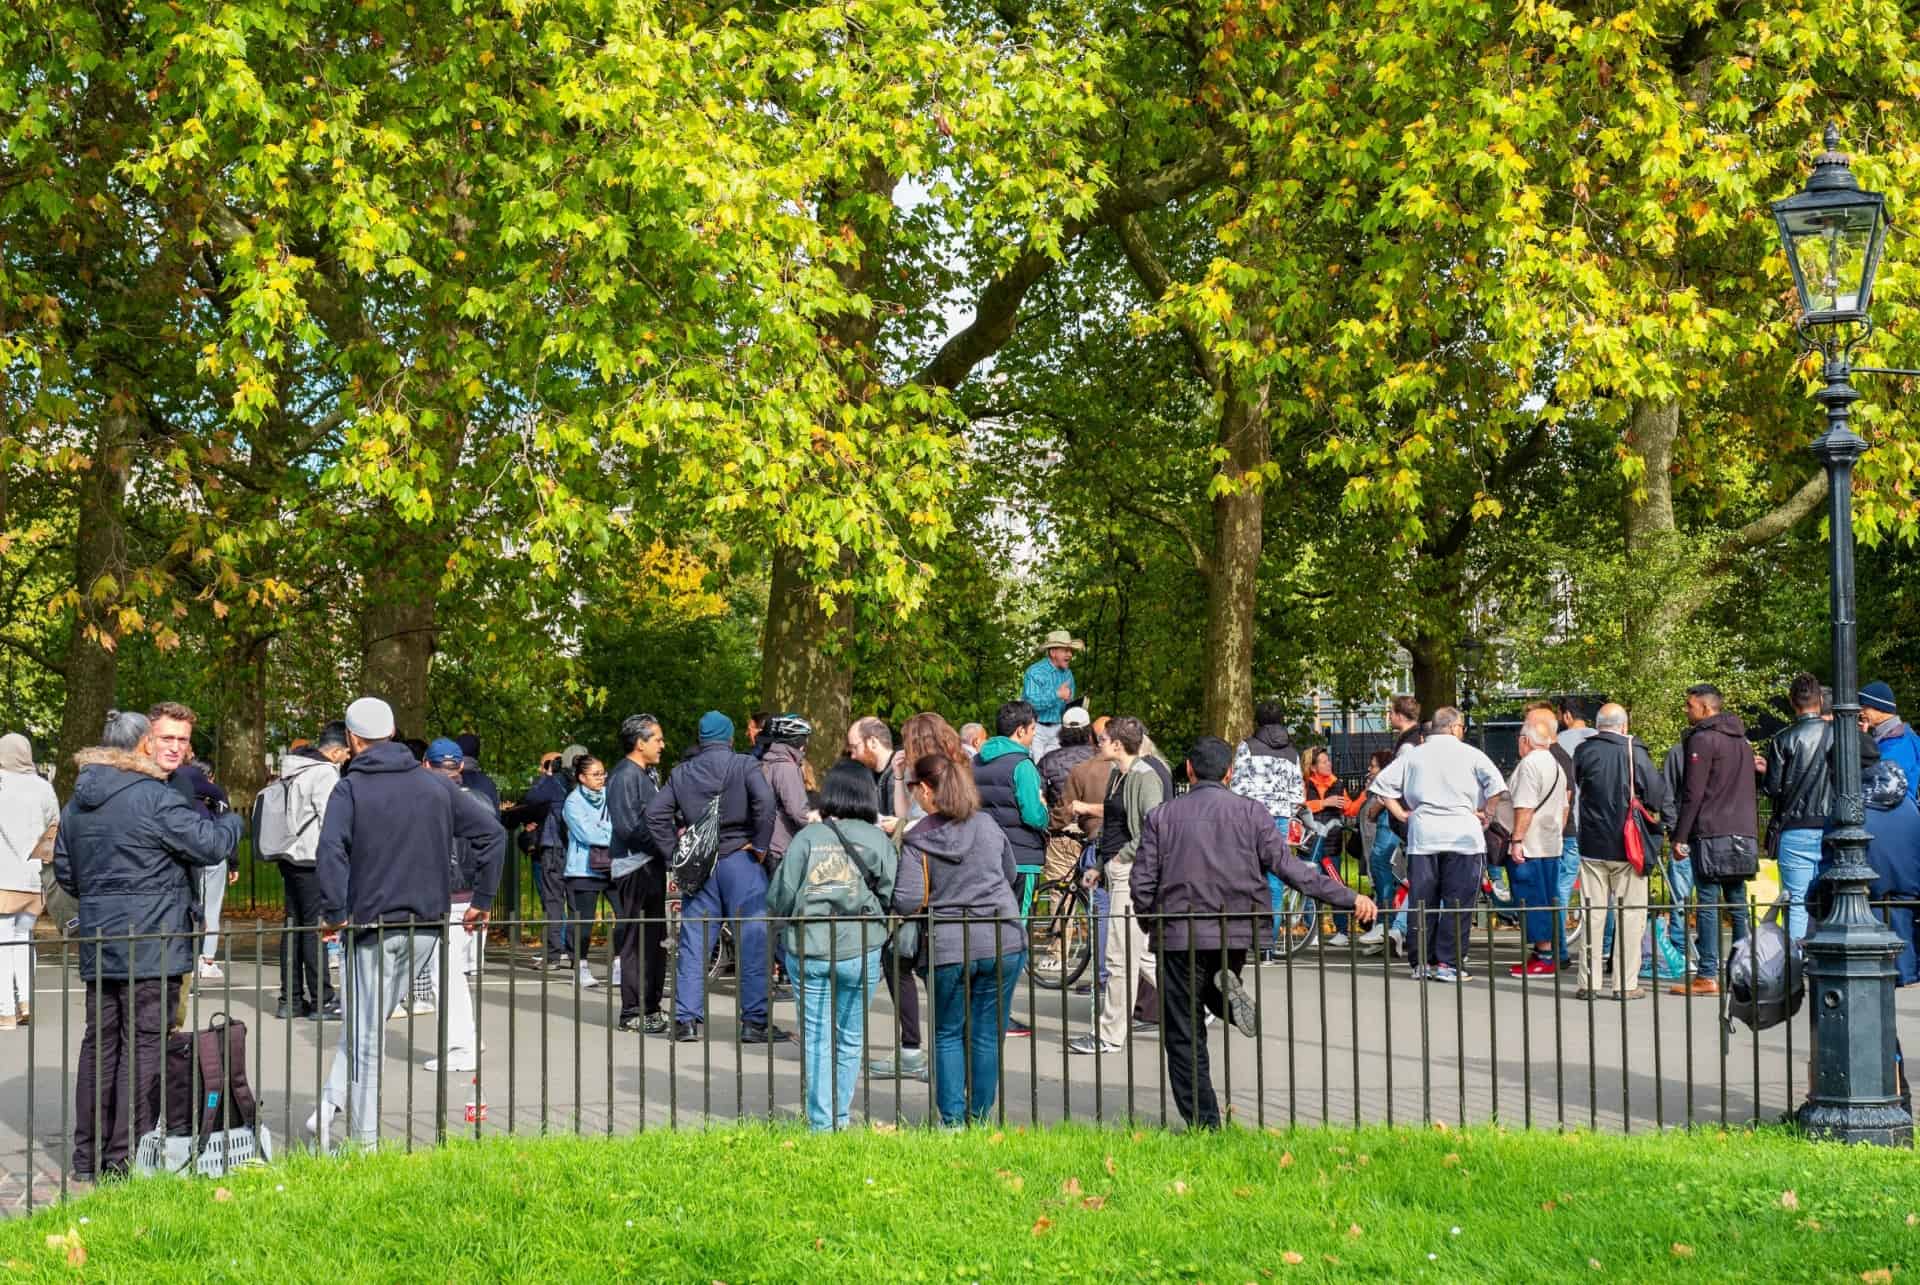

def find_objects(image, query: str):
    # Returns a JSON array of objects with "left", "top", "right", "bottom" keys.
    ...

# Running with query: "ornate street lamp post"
[
  {"left": 1460, "top": 634, "right": 1485, "bottom": 746},
  {"left": 1772, "top": 125, "right": 1913, "bottom": 1147}
]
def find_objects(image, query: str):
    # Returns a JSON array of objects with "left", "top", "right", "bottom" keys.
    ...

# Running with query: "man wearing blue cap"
[
  {"left": 1861, "top": 682, "right": 1920, "bottom": 805},
  {"left": 644, "top": 711, "right": 784, "bottom": 1043}
]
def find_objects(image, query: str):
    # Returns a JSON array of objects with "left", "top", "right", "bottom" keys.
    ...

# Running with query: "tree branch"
[
  {"left": 1724, "top": 469, "right": 1829, "bottom": 553},
  {"left": 914, "top": 142, "right": 1227, "bottom": 391},
  {"left": 1111, "top": 494, "right": 1213, "bottom": 580},
  {"left": 0, "top": 633, "right": 66, "bottom": 677},
  {"left": 1110, "top": 213, "right": 1218, "bottom": 385}
]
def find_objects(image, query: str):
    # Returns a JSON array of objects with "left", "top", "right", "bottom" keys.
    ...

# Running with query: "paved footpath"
[{"left": 5, "top": 934, "right": 1915, "bottom": 1215}]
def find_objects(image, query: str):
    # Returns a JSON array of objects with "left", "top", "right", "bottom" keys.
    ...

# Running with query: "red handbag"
[{"left": 1620, "top": 736, "right": 1647, "bottom": 875}]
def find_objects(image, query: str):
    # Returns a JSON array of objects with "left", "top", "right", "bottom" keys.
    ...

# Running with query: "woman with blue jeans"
[
  {"left": 766, "top": 760, "right": 897, "bottom": 1131},
  {"left": 894, "top": 753, "right": 1027, "bottom": 1126}
]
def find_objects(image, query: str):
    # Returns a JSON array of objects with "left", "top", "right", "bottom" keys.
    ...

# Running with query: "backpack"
[
  {"left": 164, "top": 1013, "right": 260, "bottom": 1140},
  {"left": 670, "top": 757, "right": 745, "bottom": 898},
  {"left": 255, "top": 771, "right": 320, "bottom": 863},
  {"left": 1722, "top": 902, "right": 1805, "bottom": 1047}
]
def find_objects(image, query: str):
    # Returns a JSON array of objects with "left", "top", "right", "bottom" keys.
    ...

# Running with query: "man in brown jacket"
[{"left": 1132, "top": 736, "right": 1375, "bottom": 1128}]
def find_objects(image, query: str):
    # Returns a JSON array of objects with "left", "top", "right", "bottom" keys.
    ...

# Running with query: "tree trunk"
[
  {"left": 1407, "top": 631, "right": 1458, "bottom": 717},
  {"left": 760, "top": 546, "right": 851, "bottom": 775},
  {"left": 362, "top": 540, "right": 438, "bottom": 739},
  {"left": 215, "top": 634, "right": 271, "bottom": 812},
  {"left": 1200, "top": 378, "right": 1270, "bottom": 744},
  {"left": 53, "top": 413, "right": 135, "bottom": 799},
  {"left": 1623, "top": 398, "right": 1679, "bottom": 548}
]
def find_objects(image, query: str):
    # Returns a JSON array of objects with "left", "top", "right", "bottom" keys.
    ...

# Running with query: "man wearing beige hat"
[{"left": 1023, "top": 630, "right": 1084, "bottom": 761}]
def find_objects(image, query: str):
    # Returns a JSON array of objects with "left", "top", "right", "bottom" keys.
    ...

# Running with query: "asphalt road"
[{"left": 5, "top": 934, "right": 1916, "bottom": 1215}]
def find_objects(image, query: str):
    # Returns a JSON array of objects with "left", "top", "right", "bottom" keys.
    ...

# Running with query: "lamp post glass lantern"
[{"left": 1770, "top": 125, "right": 1913, "bottom": 1148}]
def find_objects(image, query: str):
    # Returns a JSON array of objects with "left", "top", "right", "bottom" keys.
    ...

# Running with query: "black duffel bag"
[{"left": 1692, "top": 832, "right": 1760, "bottom": 882}]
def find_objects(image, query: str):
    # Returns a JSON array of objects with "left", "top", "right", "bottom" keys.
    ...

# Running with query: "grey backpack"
[{"left": 1723, "top": 902, "right": 1805, "bottom": 1047}]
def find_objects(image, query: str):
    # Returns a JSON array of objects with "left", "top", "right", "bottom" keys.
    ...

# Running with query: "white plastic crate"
[{"left": 133, "top": 1124, "right": 274, "bottom": 1179}]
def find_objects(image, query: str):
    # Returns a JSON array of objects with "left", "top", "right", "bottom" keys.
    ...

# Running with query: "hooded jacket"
[
  {"left": 973, "top": 737, "right": 1048, "bottom": 859},
  {"left": 1230, "top": 728, "right": 1305, "bottom": 823},
  {"left": 759, "top": 741, "right": 812, "bottom": 861},
  {"left": 1870, "top": 718, "right": 1920, "bottom": 806},
  {"left": 1130, "top": 780, "right": 1356, "bottom": 953},
  {"left": 892, "top": 810, "right": 1024, "bottom": 967},
  {"left": 644, "top": 740, "right": 775, "bottom": 863},
  {"left": 315, "top": 739, "right": 506, "bottom": 927},
  {"left": 268, "top": 747, "right": 341, "bottom": 868},
  {"left": 767, "top": 817, "right": 897, "bottom": 962},
  {"left": 1037, "top": 739, "right": 1097, "bottom": 810},
  {"left": 53, "top": 748, "right": 243, "bottom": 981},
  {"left": 1672, "top": 712, "right": 1759, "bottom": 845},
  {"left": 0, "top": 757, "right": 58, "bottom": 895}
]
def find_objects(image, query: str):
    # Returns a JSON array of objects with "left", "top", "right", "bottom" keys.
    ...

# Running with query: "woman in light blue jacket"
[{"left": 561, "top": 756, "right": 614, "bottom": 990}]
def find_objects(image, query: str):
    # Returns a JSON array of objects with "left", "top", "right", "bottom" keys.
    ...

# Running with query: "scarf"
[
  {"left": 579, "top": 785, "right": 607, "bottom": 810},
  {"left": 1873, "top": 716, "right": 1910, "bottom": 744}
]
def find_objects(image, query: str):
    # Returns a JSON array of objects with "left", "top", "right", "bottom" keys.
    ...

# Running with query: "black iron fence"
[{"left": 2, "top": 896, "right": 1914, "bottom": 1214}]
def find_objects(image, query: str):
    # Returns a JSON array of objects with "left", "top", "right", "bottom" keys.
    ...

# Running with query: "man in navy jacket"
[
  {"left": 309, "top": 697, "right": 504, "bottom": 1149},
  {"left": 644, "top": 711, "right": 780, "bottom": 1043}
]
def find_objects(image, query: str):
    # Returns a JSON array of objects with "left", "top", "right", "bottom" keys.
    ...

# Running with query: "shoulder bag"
[{"left": 1621, "top": 738, "right": 1649, "bottom": 876}]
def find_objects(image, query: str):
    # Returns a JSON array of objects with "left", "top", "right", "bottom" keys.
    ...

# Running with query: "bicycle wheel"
[
  {"left": 1029, "top": 882, "right": 1094, "bottom": 991},
  {"left": 1274, "top": 887, "right": 1321, "bottom": 957}
]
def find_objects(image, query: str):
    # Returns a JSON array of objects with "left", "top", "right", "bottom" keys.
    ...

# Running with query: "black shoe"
[
  {"left": 274, "top": 997, "right": 311, "bottom": 1020},
  {"left": 1004, "top": 1020, "right": 1033, "bottom": 1038},
  {"left": 1131, "top": 1018, "right": 1160, "bottom": 1034},
  {"left": 741, "top": 1022, "right": 794, "bottom": 1045},
  {"left": 617, "top": 1013, "right": 643, "bottom": 1032},
  {"left": 312, "top": 999, "right": 342, "bottom": 1022},
  {"left": 643, "top": 1013, "right": 671, "bottom": 1035},
  {"left": 672, "top": 1020, "right": 702, "bottom": 1042}
]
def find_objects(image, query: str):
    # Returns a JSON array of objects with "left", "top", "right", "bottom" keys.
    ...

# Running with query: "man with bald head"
[
  {"left": 1506, "top": 708, "right": 1572, "bottom": 976},
  {"left": 1569, "top": 704, "right": 1665, "bottom": 1000}
]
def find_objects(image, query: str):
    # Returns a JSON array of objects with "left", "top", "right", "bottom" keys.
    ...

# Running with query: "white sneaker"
[
  {"left": 389, "top": 1003, "right": 409, "bottom": 1022},
  {"left": 412, "top": 997, "right": 436, "bottom": 1014},
  {"left": 305, "top": 1100, "right": 339, "bottom": 1146},
  {"left": 1326, "top": 932, "right": 1350, "bottom": 948},
  {"left": 611, "top": 960, "right": 622, "bottom": 988},
  {"left": 1357, "top": 926, "right": 1385, "bottom": 945},
  {"left": 424, "top": 1056, "right": 477, "bottom": 1073},
  {"left": 197, "top": 958, "right": 224, "bottom": 981},
  {"left": 578, "top": 966, "right": 601, "bottom": 990}
]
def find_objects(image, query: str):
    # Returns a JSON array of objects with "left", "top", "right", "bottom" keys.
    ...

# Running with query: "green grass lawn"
[{"left": 3, "top": 1124, "right": 1915, "bottom": 1281}]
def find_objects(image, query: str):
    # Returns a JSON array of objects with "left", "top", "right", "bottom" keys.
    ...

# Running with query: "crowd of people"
[{"left": 6, "top": 632, "right": 1919, "bottom": 1169}]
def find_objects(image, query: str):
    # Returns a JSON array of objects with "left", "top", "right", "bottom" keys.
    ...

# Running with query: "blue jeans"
[
  {"left": 675, "top": 849, "right": 771, "bottom": 1026},
  {"left": 1776, "top": 828, "right": 1825, "bottom": 941},
  {"left": 1555, "top": 832, "right": 1582, "bottom": 960},
  {"left": 1509, "top": 855, "right": 1559, "bottom": 947},
  {"left": 786, "top": 948, "right": 879, "bottom": 1131},
  {"left": 1693, "top": 878, "right": 1751, "bottom": 981},
  {"left": 1664, "top": 854, "right": 1695, "bottom": 958},
  {"left": 928, "top": 952, "right": 1025, "bottom": 1126},
  {"left": 1370, "top": 823, "right": 1405, "bottom": 935}
]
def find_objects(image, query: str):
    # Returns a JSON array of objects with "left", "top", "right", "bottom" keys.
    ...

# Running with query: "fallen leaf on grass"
[
  {"left": 44, "top": 1228, "right": 85, "bottom": 1268},
  {"left": 1233, "top": 1186, "right": 1254, "bottom": 1198},
  {"left": 1031, "top": 1217, "right": 1053, "bottom": 1237},
  {"left": 781, "top": 1140, "right": 796, "bottom": 1150},
  {"left": 1800, "top": 1219, "right": 1824, "bottom": 1232},
  {"left": 1780, "top": 1189, "right": 1800, "bottom": 1210},
  {"left": 1908, "top": 1213, "right": 1918, "bottom": 1227},
  {"left": 988, "top": 1131, "right": 1005, "bottom": 1145},
  {"left": 1862, "top": 1270, "right": 1894, "bottom": 1284},
  {"left": 869, "top": 1121, "right": 897, "bottom": 1134},
  {"left": 1104, "top": 1154, "right": 1117, "bottom": 1177},
  {"left": 1281, "top": 1251, "right": 1305, "bottom": 1265},
  {"left": 1433, "top": 1119, "right": 1450, "bottom": 1133},
  {"left": 1323, "top": 1255, "right": 1341, "bottom": 1266},
  {"left": 1061, "top": 1177, "right": 1083, "bottom": 1198},
  {"left": 1671, "top": 1244, "right": 1693, "bottom": 1259},
  {"left": 813, "top": 1239, "right": 824, "bottom": 1251},
  {"left": 1081, "top": 1196, "right": 1107, "bottom": 1211},
  {"left": 1279, "top": 1151, "right": 1294, "bottom": 1169},
  {"left": 1264, "top": 1126, "right": 1285, "bottom": 1138},
  {"left": 213, "top": 1187, "right": 233, "bottom": 1203},
  {"left": 1541, "top": 1201, "right": 1558, "bottom": 1213},
  {"left": 1347, "top": 1224, "right": 1363, "bottom": 1239},
  {"left": 995, "top": 1170, "right": 1024, "bottom": 1193},
  {"left": 1588, "top": 1258, "right": 1602, "bottom": 1271},
  {"left": 1442, "top": 1153, "right": 1461, "bottom": 1167},
  {"left": 1356, "top": 1154, "right": 1370, "bottom": 1166},
  {"left": 1169, "top": 1180, "right": 1189, "bottom": 1195}
]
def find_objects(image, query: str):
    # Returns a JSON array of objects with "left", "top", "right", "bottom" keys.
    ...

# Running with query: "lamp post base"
[{"left": 1794, "top": 1100, "right": 1913, "bottom": 1147}]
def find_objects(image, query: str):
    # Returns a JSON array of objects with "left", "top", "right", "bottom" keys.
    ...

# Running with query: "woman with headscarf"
[{"left": 0, "top": 734, "right": 58, "bottom": 1030}]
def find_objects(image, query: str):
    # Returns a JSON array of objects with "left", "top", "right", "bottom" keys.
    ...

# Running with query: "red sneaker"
[{"left": 1508, "top": 957, "right": 1557, "bottom": 978}]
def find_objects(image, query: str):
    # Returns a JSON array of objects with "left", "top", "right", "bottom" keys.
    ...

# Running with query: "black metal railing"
[{"left": 1, "top": 894, "right": 1914, "bottom": 1213}]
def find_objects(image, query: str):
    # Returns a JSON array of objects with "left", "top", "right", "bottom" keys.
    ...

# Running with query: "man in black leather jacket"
[{"left": 1764, "top": 673, "right": 1831, "bottom": 941}]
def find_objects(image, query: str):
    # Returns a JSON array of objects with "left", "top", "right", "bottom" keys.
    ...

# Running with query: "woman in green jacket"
[{"left": 766, "top": 758, "right": 897, "bottom": 1130}]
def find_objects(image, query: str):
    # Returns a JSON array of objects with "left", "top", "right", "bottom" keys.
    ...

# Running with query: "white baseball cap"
[{"left": 1062, "top": 707, "right": 1091, "bottom": 728}]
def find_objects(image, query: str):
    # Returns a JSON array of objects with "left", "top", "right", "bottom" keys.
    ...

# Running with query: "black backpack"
[{"left": 164, "top": 1013, "right": 260, "bottom": 1141}]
